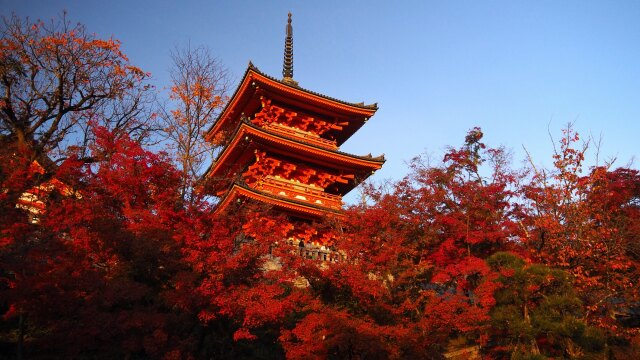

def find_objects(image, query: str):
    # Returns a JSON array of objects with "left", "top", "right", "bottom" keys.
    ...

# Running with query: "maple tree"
[
  {"left": 521, "top": 125, "right": 640, "bottom": 340},
  {"left": 1, "top": 127, "right": 198, "bottom": 358},
  {"left": 0, "top": 13, "right": 155, "bottom": 169},
  {"left": 262, "top": 128, "right": 522, "bottom": 358}
]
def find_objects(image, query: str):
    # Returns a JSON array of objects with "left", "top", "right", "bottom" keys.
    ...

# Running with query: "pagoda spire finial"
[{"left": 282, "top": 12, "right": 297, "bottom": 85}]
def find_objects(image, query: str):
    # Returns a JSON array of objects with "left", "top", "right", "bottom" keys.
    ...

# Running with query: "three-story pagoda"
[{"left": 203, "top": 14, "right": 384, "bottom": 252}]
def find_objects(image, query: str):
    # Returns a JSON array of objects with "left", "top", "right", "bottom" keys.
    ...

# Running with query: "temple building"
[
  {"left": 203, "top": 13, "right": 384, "bottom": 258},
  {"left": 16, "top": 160, "right": 74, "bottom": 224}
]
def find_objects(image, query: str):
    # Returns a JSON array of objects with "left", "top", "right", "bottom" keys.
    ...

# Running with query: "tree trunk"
[{"left": 17, "top": 311, "right": 25, "bottom": 360}]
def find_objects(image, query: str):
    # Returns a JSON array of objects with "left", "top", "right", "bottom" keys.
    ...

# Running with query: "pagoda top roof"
[
  {"left": 206, "top": 62, "right": 378, "bottom": 142},
  {"left": 247, "top": 62, "right": 378, "bottom": 111}
]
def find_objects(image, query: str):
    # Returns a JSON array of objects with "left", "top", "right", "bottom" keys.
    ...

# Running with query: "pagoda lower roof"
[
  {"left": 216, "top": 182, "right": 344, "bottom": 220},
  {"left": 206, "top": 63, "right": 378, "bottom": 146},
  {"left": 203, "top": 119, "right": 384, "bottom": 192}
]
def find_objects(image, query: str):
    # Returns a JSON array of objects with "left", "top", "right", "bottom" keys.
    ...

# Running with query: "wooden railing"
[{"left": 298, "top": 243, "right": 343, "bottom": 262}]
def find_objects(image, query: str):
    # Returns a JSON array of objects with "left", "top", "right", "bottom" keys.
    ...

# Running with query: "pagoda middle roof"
[
  {"left": 203, "top": 118, "right": 385, "bottom": 191},
  {"left": 216, "top": 182, "right": 344, "bottom": 220},
  {"left": 206, "top": 63, "right": 379, "bottom": 146}
]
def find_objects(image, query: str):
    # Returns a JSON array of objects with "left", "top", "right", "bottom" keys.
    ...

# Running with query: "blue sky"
[{"left": 4, "top": 1, "right": 639, "bottom": 201}]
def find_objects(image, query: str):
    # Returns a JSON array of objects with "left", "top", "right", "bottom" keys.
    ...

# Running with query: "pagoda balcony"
[
  {"left": 262, "top": 123, "right": 338, "bottom": 150},
  {"left": 253, "top": 176, "right": 343, "bottom": 210},
  {"left": 298, "top": 243, "right": 343, "bottom": 262}
]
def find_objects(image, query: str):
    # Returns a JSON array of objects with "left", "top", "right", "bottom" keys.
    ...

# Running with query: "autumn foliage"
[
  {"left": 522, "top": 127, "right": 640, "bottom": 337},
  {"left": 0, "top": 13, "right": 155, "bottom": 167},
  {"left": 2, "top": 14, "right": 639, "bottom": 360}
]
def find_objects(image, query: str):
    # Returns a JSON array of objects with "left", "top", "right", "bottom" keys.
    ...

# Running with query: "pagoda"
[{"left": 203, "top": 13, "right": 384, "bottom": 257}]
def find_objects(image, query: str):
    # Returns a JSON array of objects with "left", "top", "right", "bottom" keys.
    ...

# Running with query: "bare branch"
[{"left": 160, "top": 43, "right": 230, "bottom": 201}]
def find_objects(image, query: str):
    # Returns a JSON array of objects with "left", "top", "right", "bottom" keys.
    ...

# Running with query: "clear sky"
[{"left": 3, "top": 0, "right": 639, "bottom": 201}]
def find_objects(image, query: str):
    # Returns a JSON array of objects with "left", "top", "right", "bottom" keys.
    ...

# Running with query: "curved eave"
[
  {"left": 216, "top": 183, "right": 344, "bottom": 219},
  {"left": 205, "top": 120, "right": 385, "bottom": 182},
  {"left": 206, "top": 63, "right": 378, "bottom": 142},
  {"left": 248, "top": 65, "right": 378, "bottom": 114}
]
